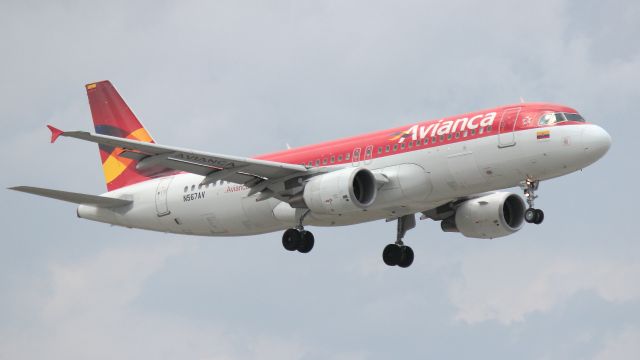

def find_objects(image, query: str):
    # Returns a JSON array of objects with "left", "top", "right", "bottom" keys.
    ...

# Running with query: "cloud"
[
  {"left": 0, "top": 242, "right": 310, "bottom": 360},
  {"left": 1, "top": 1, "right": 640, "bottom": 359},
  {"left": 592, "top": 328, "right": 640, "bottom": 360},
  {"left": 449, "top": 249, "right": 640, "bottom": 325}
]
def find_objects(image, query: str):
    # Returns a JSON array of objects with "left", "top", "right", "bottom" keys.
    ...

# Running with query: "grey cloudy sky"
[{"left": 1, "top": 0, "right": 639, "bottom": 359}]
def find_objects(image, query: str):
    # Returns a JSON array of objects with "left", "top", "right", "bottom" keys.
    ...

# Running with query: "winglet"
[{"left": 47, "top": 125, "right": 64, "bottom": 143}]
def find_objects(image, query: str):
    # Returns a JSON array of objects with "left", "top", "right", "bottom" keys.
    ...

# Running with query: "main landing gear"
[
  {"left": 382, "top": 214, "right": 416, "bottom": 268},
  {"left": 522, "top": 179, "right": 544, "bottom": 225},
  {"left": 281, "top": 210, "right": 315, "bottom": 253},
  {"left": 282, "top": 228, "right": 315, "bottom": 253}
]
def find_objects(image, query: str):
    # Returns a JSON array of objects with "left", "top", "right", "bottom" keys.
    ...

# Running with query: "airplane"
[{"left": 10, "top": 81, "right": 611, "bottom": 268}]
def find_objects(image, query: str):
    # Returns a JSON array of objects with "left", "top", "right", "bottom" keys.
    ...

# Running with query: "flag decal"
[{"left": 537, "top": 130, "right": 550, "bottom": 140}]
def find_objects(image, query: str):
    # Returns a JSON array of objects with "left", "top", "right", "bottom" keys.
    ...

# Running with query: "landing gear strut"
[
  {"left": 382, "top": 214, "right": 415, "bottom": 268},
  {"left": 522, "top": 179, "right": 544, "bottom": 225},
  {"left": 282, "top": 210, "right": 315, "bottom": 253}
]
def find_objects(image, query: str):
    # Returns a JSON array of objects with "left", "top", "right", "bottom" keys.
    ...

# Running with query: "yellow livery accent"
[
  {"left": 128, "top": 128, "right": 154, "bottom": 143},
  {"left": 102, "top": 154, "right": 130, "bottom": 184}
]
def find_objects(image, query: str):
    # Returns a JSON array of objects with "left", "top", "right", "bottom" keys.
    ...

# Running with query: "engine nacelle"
[
  {"left": 302, "top": 167, "right": 377, "bottom": 214},
  {"left": 441, "top": 192, "right": 526, "bottom": 239}
]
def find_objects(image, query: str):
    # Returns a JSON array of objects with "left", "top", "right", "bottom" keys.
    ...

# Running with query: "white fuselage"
[{"left": 78, "top": 124, "right": 607, "bottom": 236}]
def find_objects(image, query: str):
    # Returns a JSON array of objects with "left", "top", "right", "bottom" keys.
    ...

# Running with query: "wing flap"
[{"left": 9, "top": 186, "right": 132, "bottom": 208}]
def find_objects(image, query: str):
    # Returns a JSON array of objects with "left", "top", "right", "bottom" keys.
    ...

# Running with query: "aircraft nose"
[{"left": 582, "top": 124, "right": 612, "bottom": 160}]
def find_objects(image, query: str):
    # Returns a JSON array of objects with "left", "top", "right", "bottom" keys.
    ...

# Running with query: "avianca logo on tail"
[{"left": 390, "top": 112, "right": 497, "bottom": 143}]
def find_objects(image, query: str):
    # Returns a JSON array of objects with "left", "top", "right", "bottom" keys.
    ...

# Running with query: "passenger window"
[
  {"left": 184, "top": 186, "right": 188, "bottom": 192},
  {"left": 308, "top": 161, "right": 313, "bottom": 167},
  {"left": 378, "top": 146, "right": 382, "bottom": 154},
  {"left": 439, "top": 135, "right": 444, "bottom": 141},
  {"left": 385, "top": 145, "right": 390, "bottom": 152},
  {"left": 198, "top": 184, "right": 203, "bottom": 189},
  {"left": 393, "top": 144, "right": 398, "bottom": 151},
  {"left": 315, "top": 160, "right": 320, "bottom": 166},
  {"left": 479, "top": 128, "right": 484, "bottom": 134},
  {"left": 191, "top": 185, "right": 195, "bottom": 191},
  {"left": 455, "top": 132, "right": 460, "bottom": 139},
  {"left": 401, "top": 143, "right": 405, "bottom": 150},
  {"left": 323, "top": 158, "right": 328, "bottom": 165},
  {"left": 346, "top": 153, "right": 351, "bottom": 160},
  {"left": 330, "top": 156, "right": 335, "bottom": 163},
  {"left": 408, "top": 141, "right": 413, "bottom": 148},
  {"left": 432, "top": 136, "right": 437, "bottom": 143},
  {"left": 338, "top": 155, "right": 343, "bottom": 161},
  {"left": 463, "top": 130, "right": 468, "bottom": 137},
  {"left": 471, "top": 129, "right": 476, "bottom": 136},
  {"left": 447, "top": 134, "right": 452, "bottom": 140},
  {"left": 423, "top": 138, "right": 429, "bottom": 145},
  {"left": 487, "top": 125, "right": 492, "bottom": 132}
]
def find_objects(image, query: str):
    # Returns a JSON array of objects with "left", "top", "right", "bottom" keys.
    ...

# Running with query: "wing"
[
  {"left": 9, "top": 186, "right": 132, "bottom": 208},
  {"left": 47, "top": 125, "right": 311, "bottom": 199}
]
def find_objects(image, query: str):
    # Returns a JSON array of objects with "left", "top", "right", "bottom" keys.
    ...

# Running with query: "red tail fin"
[{"left": 86, "top": 81, "right": 156, "bottom": 191}]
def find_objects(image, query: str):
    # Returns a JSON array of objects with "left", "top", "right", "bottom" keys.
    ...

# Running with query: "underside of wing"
[{"left": 9, "top": 186, "right": 132, "bottom": 208}]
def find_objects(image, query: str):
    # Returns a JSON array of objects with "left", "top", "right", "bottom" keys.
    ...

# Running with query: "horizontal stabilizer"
[{"left": 8, "top": 186, "right": 132, "bottom": 208}]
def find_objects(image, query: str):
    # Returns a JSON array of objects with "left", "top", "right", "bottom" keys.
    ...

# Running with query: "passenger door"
[
  {"left": 155, "top": 177, "right": 173, "bottom": 217},
  {"left": 498, "top": 107, "right": 521, "bottom": 148}
]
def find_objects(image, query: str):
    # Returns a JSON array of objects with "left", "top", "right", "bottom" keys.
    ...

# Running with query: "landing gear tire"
[
  {"left": 398, "top": 246, "right": 414, "bottom": 268},
  {"left": 524, "top": 208, "right": 544, "bottom": 225},
  {"left": 524, "top": 208, "right": 537, "bottom": 223},
  {"left": 282, "top": 228, "right": 301, "bottom": 251},
  {"left": 282, "top": 228, "right": 315, "bottom": 253},
  {"left": 382, "top": 244, "right": 414, "bottom": 268},
  {"left": 383, "top": 244, "right": 401, "bottom": 266},
  {"left": 298, "top": 230, "right": 315, "bottom": 253},
  {"left": 533, "top": 209, "right": 544, "bottom": 225}
]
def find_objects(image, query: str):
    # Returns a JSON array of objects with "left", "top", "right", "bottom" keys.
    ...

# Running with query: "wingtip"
[{"left": 47, "top": 124, "right": 64, "bottom": 143}]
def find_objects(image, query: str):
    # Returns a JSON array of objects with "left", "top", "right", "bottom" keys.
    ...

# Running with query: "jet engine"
[
  {"left": 302, "top": 167, "right": 377, "bottom": 214},
  {"left": 440, "top": 192, "right": 526, "bottom": 239}
]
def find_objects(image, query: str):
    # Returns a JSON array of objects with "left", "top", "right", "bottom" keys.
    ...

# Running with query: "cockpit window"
[
  {"left": 539, "top": 112, "right": 585, "bottom": 125},
  {"left": 563, "top": 113, "right": 585, "bottom": 122}
]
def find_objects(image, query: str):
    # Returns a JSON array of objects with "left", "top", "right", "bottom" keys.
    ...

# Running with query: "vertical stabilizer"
[{"left": 86, "top": 81, "right": 155, "bottom": 191}]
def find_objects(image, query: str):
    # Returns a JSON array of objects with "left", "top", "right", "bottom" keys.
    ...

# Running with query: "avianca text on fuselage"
[
  {"left": 393, "top": 112, "right": 497, "bottom": 143},
  {"left": 9, "top": 81, "right": 612, "bottom": 269}
]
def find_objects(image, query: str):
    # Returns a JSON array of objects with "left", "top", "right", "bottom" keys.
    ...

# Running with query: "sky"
[{"left": 1, "top": 0, "right": 639, "bottom": 359}]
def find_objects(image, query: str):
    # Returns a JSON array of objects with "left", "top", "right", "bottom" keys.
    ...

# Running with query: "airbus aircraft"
[{"left": 10, "top": 81, "right": 611, "bottom": 268}]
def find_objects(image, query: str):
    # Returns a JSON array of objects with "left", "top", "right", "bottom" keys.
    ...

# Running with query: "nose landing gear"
[
  {"left": 382, "top": 214, "right": 415, "bottom": 268},
  {"left": 522, "top": 179, "right": 544, "bottom": 224}
]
